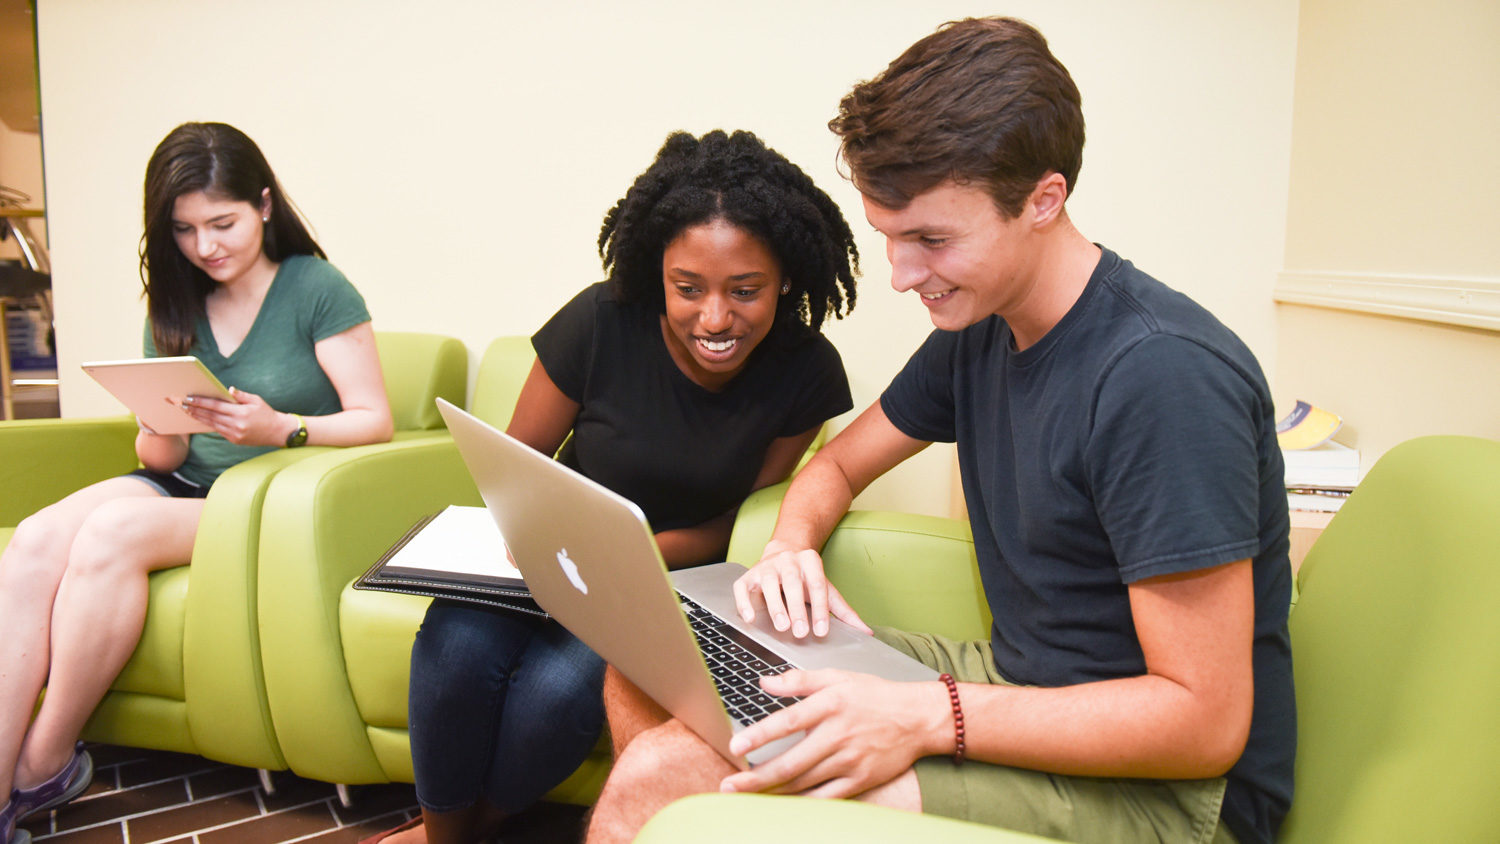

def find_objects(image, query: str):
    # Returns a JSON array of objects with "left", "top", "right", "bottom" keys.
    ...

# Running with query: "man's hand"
[
  {"left": 720, "top": 669, "right": 947, "bottom": 798},
  {"left": 733, "top": 541, "right": 871, "bottom": 639}
]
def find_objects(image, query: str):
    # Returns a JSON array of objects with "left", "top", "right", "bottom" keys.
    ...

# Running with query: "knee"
[
  {"left": 65, "top": 501, "right": 161, "bottom": 578},
  {"left": 2, "top": 511, "right": 74, "bottom": 591},
  {"left": 416, "top": 608, "right": 508, "bottom": 672},
  {"left": 612, "top": 720, "right": 711, "bottom": 786},
  {"left": 411, "top": 612, "right": 514, "bottom": 706}
]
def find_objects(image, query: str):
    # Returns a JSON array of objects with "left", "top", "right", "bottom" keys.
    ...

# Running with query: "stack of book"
[{"left": 1283, "top": 439, "right": 1359, "bottom": 512}]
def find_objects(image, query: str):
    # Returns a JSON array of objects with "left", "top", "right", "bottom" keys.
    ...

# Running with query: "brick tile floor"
[{"left": 16, "top": 745, "right": 587, "bottom": 843}]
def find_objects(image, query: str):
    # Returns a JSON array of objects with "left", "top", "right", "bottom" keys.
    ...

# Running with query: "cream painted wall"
[
  {"left": 35, "top": 0, "right": 1298, "bottom": 517},
  {"left": 1276, "top": 0, "right": 1500, "bottom": 472}
]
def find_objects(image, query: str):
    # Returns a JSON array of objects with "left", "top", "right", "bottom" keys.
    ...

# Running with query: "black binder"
[{"left": 352, "top": 509, "right": 547, "bottom": 618}]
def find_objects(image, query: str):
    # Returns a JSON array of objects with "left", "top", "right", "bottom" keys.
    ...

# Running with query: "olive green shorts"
[{"left": 873, "top": 627, "right": 1237, "bottom": 844}]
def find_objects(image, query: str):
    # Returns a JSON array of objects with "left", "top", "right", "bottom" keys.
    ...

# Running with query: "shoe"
[
  {"left": 2, "top": 794, "right": 33, "bottom": 844},
  {"left": 12, "top": 743, "right": 94, "bottom": 820},
  {"left": 358, "top": 815, "right": 423, "bottom": 844}
]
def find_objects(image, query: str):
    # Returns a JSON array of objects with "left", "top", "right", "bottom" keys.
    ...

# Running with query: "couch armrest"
[
  {"left": 725, "top": 480, "right": 790, "bottom": 565},
  {"left": 0, "top": 416, "right": 138, "bottom": 525},
  {"left": 256, "top": 436, "right": 480, "bottom": 783},
  {"left": 637, "top": 794, "right": 1058, "bottom": 843},
  {"left": 180, "top": 445, "right": 341, "bottom": 769},
  {"left": 376, "top": 332, "right": 468, "bottom": 432},
  {"left": 821, "top": 511, "right": 989, "bottom": 641}
]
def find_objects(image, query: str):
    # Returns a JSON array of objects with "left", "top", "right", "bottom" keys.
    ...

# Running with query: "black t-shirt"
[
  {"left": 880, "top": 248, "right": 1294, "bottom": 844},
  {"left": 532, "top": 282, "right": 852, "bottom": 532}
]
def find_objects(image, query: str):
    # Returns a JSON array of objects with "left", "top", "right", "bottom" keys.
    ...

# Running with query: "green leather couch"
[
  {"left": 636, "top": 435, "right": 1500, "bottom": 843},
  {"left": 0, "top": 331, "right": 465, "bottom": 771}
]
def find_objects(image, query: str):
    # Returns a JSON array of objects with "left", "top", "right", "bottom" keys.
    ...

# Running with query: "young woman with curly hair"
[{"left": 375, "top": 129, "right": 859, "bottom": 844}]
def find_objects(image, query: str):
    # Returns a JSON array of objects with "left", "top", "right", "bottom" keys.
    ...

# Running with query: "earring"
[
  {"left": 262, "top": 216, "right": 270, "bottom": 223},
  {"left": 781, "top": 282, "right": 791, "bottom": 295}
]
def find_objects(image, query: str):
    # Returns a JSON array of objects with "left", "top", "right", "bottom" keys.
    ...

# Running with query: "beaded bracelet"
[{"left": 939, "top": 672, "right": 965, "bottom": 765}]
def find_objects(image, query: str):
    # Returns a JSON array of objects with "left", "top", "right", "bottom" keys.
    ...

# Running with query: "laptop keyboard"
[{"left": 680, "top": 596, "right": 803, "bottom": 725}]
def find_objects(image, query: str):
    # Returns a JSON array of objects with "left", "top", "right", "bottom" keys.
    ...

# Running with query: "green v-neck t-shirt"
[{"left": 143, "top": 255, "right": 371, "bottom": 487}]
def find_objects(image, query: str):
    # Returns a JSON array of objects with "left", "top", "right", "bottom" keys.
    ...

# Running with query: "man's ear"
[{"left": 1027, "top": 172, "right": 1069, "bottom": 228}]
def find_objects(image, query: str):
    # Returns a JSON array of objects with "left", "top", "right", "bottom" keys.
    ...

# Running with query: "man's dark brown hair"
[{"left": 829, "top": 17, "right": 1085, "bottom": 217}]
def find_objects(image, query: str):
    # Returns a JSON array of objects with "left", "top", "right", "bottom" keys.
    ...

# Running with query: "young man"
[{"left": 587, "top": 17, "right": 1294, "bottom": 844}]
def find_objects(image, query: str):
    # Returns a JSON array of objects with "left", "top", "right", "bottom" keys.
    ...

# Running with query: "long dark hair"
[
  {"left": 599, "top": 130, "right": 857, "bottom": 331},
  {"left": 139, "top": 122, "right": 324, "bottom": 355}
]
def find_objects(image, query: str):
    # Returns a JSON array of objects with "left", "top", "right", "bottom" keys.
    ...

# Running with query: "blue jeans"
[{"left": 408, "top": 599, "right": 605, "bottom": 814}]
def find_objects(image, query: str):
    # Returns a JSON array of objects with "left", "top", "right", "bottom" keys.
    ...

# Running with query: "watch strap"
[{"left": 285, "top": 413, "right": 308, "bottom": 448}]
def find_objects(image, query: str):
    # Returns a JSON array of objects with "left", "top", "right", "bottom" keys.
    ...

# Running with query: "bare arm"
[
  {"left": 135, "top": 427, "right": 189, "bottom": 472},
  {"left": 179, "top": 321, "right": 394, "bottom": 447},
  {"left": 951, "top": 558, "right": 1256, "bottom": 777},
  {"left": 723, "top": 557, "right": 1256, "bottom": 797},
  {"left": 654, "top": 426, "right": 822, "bottom": 569},
  {"left": 505, "top": 358, "right": 581, "bottom": 458},
  {"left": 733, "top": 401, "right": 929, "bottom": 637}
]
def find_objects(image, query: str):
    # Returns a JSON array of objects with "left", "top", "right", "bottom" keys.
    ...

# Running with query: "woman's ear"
[{"left": 259, "top": 186, "right": 272, "bottom": 221}]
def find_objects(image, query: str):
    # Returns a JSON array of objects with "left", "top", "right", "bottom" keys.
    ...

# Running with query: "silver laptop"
[{"left": 435, "top": 398, "right": 937, "bottom": 768}]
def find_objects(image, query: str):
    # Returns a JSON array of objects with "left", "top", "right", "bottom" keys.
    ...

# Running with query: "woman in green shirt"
[{"left": 0, "top": 122, "right": 393, "bottom": 844}]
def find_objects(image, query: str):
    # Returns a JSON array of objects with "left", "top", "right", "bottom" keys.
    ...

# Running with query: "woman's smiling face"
[{"left": 659, "top": 219, "right": 784, "bottom": 392}]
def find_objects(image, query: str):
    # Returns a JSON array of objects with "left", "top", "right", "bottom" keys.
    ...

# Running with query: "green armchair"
[
  {"left": 639, "top": 435, "right": 1500, "bottom": 843},
  {"left": 248, "top": 337, "right": 627, "bottom": 798},
  {"left": 0, "top": 331, "right": 466, "bottom": 771}
]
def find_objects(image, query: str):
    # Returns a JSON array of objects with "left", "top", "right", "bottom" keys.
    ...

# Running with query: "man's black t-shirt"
[
  {"left": 880, "top": 248, "right": 1294, "bottom": 844},
  {"left": 533, "top": 282, "right": 852, "bottom": 532}
]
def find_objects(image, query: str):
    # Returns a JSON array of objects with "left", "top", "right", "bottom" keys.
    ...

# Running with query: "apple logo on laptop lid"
[{"left": 556, "top": 548, "right": 588, "bottom": 594}]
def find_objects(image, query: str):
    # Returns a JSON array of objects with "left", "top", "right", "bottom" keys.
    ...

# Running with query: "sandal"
[
  {"left": 13, "top": 743, "right": 94, "bottom": 820},
  {"left": 358, "top": 814, "right": 423, "bottom": 844},
  {"left": 2, "top": 795, "right": 33, "bottom": 844}
]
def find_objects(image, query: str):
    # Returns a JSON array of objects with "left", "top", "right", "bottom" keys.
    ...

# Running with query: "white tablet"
[{"left": 82, "top": 356, "right": 236, "bottom": 435}]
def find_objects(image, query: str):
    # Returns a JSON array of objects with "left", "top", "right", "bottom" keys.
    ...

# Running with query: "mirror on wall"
[{"left": 0, "top": 0, "right": 57, "bottom": 419}]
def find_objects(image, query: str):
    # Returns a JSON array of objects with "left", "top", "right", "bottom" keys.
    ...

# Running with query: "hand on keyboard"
[
  {"left": 720, "top": 667, "right": 946, "bottom": 799},
  {"left": 733, "top": 540, "right": 870, "bottom": 639}
]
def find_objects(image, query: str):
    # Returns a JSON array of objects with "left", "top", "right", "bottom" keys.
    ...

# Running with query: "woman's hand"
[{"left": 181, "top": 386, "right": 294, "bottom": 446}]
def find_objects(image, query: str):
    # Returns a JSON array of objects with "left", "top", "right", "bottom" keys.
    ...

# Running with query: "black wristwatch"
[{"left": 285, "top": 413, "right": 309, "bottom": 448}]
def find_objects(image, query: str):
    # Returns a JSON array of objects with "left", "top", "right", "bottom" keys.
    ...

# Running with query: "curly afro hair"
[{"left": 599, "top": 130, "right": 857, "bottom": 331}]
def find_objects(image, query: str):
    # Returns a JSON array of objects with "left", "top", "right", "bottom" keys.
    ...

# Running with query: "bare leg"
[
  {"left": 854, "top": 768, "right": 923, "bottom": 812},
  {"left": 585, "top": 711, "right": 923, "bottom": 843},
  {"left": 585, "top": 719, "right": 733, "bottom": 844},
  {"left": 0, "top": 477, "right": 163, "bottom": 797},
  {"left": 14, "top": 495, "right": 202, "bottom": 788},
  {"left": 601, "top": 665, "right": 670, "bottom": 760}
]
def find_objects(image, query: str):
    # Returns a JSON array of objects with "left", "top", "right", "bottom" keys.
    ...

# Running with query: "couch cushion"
[
  {"left": 340, "top": 584, "right": 431, "bottom": 728},
  {"left": 113, "top": 566, "right": 189, "bottom": 699}
]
